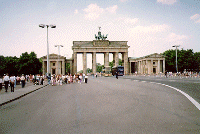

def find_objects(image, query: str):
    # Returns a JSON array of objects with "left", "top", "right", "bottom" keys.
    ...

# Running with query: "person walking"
[
  {"left": 21, "top": 74, "right": 25, "bottom": 88},
  {"left": 116, "top": 71, "right": 118, "bottom": 79},
  {"left": 0, "top": 76, "right": 3, "bottom": 90},
  {"left": 10, "top": 75, "right": 15, "bottom": 92},
  {"left": 85, "top": 75, "right": 88, "bottom": 83},
  {"left": 3, "top": 74, "right": 10, "bottom": 92},
  {"left": 83, "top": 73, "right": 85, "bottom": 82},
  {"left": 14, "top": 76, "right": 16, "bottom": 88},
  {"left": 79, "top": 74, "right": 82, "bottom": 84}
]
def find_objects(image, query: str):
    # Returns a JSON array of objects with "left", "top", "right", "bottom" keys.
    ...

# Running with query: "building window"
[
  {"left": 53, "top": 63, "right": 55, "bottom": 66},
  {"left": 153, "top": 62, "right": 155, "bottom": 65}
]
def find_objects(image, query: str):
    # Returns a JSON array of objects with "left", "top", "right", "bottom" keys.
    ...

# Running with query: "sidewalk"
[{"left": 0, "top": 81, "right": 48, "bottom": 106}]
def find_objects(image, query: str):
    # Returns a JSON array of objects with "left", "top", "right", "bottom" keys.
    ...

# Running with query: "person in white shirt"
[
  {"left": 10, "top": 76, "right": 15, "bottom": 92},
  {"left": 21, "top": 74, "right": 25, "bottom": 88},
  {"left": 3, "top": 74, "right": 10, "bottom": 92}
]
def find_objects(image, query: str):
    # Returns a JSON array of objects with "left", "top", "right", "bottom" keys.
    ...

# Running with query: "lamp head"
[
  {"left": 50, "top": 25, "right": 56, "bottom": 28},
  {"left": 39, "top": 24, "right": 45, "bottom": 28}
]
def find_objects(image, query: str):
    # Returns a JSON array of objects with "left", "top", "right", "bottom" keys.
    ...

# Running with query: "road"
[
  {"left": 124, "top": 75, "right": 200, "bottom": 104},
  {"left": 0, "top": 76, "right": 199, "bottom": 133}
]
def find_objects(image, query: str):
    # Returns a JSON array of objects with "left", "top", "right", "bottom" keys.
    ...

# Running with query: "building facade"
[
  {"left": 129, "top": 53, "right": 165, "bottom": 74},
  {"left": 41, "top": 54, "right": 66, "bottom": 75}
]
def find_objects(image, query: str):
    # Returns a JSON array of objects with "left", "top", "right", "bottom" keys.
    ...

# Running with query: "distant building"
[
  {"left": 129, "top": 53, "right": 165, "bottom": 74},
  {"left": 41, "top": 54, "right": 66, "bottom": 75}
]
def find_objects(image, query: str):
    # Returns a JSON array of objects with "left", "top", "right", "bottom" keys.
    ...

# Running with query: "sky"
[{"left": 0, "top": 0, "right": 200, "bottom": 71}]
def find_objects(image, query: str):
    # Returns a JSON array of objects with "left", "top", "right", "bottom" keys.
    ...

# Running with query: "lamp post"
[
  {"left": 172, "top": 45, "right": 180, "bottom": 73},
  {"left": 55, "top": 45, "right": 63, "bottom": 75},
  {"left": 39, "top": 24, "right": 56, "bottom": 76}
]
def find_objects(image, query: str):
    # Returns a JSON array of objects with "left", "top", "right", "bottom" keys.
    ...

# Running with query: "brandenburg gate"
[{"left": 72, "top": 28, "right": 130, "bottom": 75}]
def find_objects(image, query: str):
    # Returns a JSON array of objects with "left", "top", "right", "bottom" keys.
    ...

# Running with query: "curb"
[{"left": 0, "top": 84, "right": 48, "bottom": 107}]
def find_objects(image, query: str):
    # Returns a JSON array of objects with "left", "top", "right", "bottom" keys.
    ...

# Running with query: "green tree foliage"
[
  {"left": 87, "top": 68, "right": 92, "bottom": 73},
  {"left": 18, "top": 52, "right": 42, "bottom": 75},
  {"left": 162, "top": 49, "right": 199, "bottom": 73},
  {"left": 0, "top": 52, "right": 42, "bottom": 76},
  {"left": 109, "top": 58, "right": 123, "bottom": 69},
  {"left": 194, "top": 52, "right": 200, "bottom": 72},
  {"left": 96, "top": 63, "right": 103, "bottom": 72},
  {"left": 65, "top": 63, "right": 71, "bottom": 74}
]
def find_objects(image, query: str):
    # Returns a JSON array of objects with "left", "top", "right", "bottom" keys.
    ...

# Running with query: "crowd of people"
[
  {"left": 0, "top": 73, "right": 91, "bottom": 92},
  {"left": 48, "top": 73, "right": 89, "bottom": 86},
  {"left": 0, "top": 74, "right": 27, "bottom": 92},
  {"left": 0, "top": 74, "right": 46, "bottom": 92}
]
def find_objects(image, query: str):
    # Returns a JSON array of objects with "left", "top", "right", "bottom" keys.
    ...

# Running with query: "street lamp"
[
  {"left": 55, "top": 45, "right": 63, "bottom": 75},
  {"left": 172, "top": 45, "right": 180, "bottom": 73},
  {"left": 39, "top": 24, "right": 56, "bottom": 76}
]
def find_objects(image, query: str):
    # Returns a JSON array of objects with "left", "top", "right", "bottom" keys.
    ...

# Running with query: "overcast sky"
[{"left": 1, "top": 0, "right": 200, "bottom": 70}]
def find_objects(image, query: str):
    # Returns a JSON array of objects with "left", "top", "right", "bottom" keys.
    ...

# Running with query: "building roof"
[{"left": 41, "top": 53, "right": 66, "bottom": 59}]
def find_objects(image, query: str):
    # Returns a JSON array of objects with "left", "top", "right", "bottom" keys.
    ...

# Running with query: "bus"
[{"left": 111, "top": 66, "right": 124, "bottom": 76}]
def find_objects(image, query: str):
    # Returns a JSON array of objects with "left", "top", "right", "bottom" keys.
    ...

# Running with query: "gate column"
[
  {"left": 92, "top": 52, "right": 96, "bottom": 74},
  {"left": 83, "top": 52, "right": 87, "bottom": 74},
  {"left": 73, "top": 52, "right": 77, "bottom": 74},
  {"left": 122, "top": 52, "right": 128, "bottom": 75},
  {"left": 104, "top": 52, "right": 109, "bottom": 66},
  {"left": 113, "top": 52, "right": 119, "bottom": 67}
]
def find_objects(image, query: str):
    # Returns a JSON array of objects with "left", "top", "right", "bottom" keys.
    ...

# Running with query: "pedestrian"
[
  {"left": 116, "top": 71, "right": 118, "bottom": 79},
  {"left": 14, "top": 76, "right": 16, "bottom": 88},
  {"left": 67, "top": 74, "right": 70, "bottom": 84},
  {"left": 83, "top": 73, "right": 85, "bottom": 82},
  {"left": 96, "top": 73, "right": 98, "bottom": 78},
  {"left": 85, "top": 75, "right": 88, "bottom": 83},
  {"left": 79, "top": 74, "right": 82, "bottom": 84},
  {"left": 165, "top": 70, "right": 167, "bottom": 78},
  {"left": 60, "top": 75, "right": 62, "bottom": 85},
  {"left": 41, "top": 76, "right": 44, "bottom": 85},
  {"left": 0, "top": 76, "right": 3, "bottom": 90},
  {"left": 47, "top": 74, "right": 51, "bottom": 85},
  {"left": 21, "top": 74, "right": 25, "bottom": 88},
  {"left": 10, "top": 75, "right": 15, "bottom": 92},
  {"left": 3, "top": 74, "right": 10, "bottom": 92}
]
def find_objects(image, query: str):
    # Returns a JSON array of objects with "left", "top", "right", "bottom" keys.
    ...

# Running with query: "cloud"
[
  {"left": 131, "top": 24, "right": 170, "bottom": 34},
  {"left": 83, "top": 4, "right": 104, "bottom": 21},
  {"left": 124, "top": 18, "right": 139, "bottom": 24},
  {"left": 83, "top": 4, "right": 118, "bottom": 21},
  {"left": 106, "top": 5, "right": 118, "bottom": 14},
  {"left": 190, "top": 14, "right": 200, "bottom": 23},
  {"left": 157, "top": 0, "right": 177, "bottom": 5},
  {"left": 166, "top": 33, "right": 188, "bottom": 44},
  {"left": 195, "top": 19, "right": 200, "bottom": 23},
  {"left": 74, "top": 9, "right": 78, "bottom": 14}
]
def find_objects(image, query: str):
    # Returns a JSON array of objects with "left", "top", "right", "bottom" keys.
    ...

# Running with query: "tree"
[
  {"left": 194, "top": 52, "right": 200, "bottom": 72},
  {"left": 162, "top": 49, "right": 198, "bottom": 73},
  {"left": 18, "top": 52, "right": 42, "bottom": 75},
  {"left": 87, "top": 68, "right": 92, "bottom": 73},
  {"left": 0, "top": 56, "right": 19, "bottom": 76},
  {"left": 96, "top": 63, "right": 103, "bottom": 72},
  {"left": 65, "top": 63, "right": 70, "bottom": 74}
]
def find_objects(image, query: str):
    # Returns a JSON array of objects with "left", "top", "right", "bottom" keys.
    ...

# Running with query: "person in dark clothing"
[{"left": 116, "top": 71, "right": 118, "bottom": 79}]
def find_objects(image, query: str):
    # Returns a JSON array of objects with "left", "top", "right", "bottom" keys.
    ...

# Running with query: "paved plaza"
[{"left": 0, "top": 76, "right": 199, "bottom": 133}]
